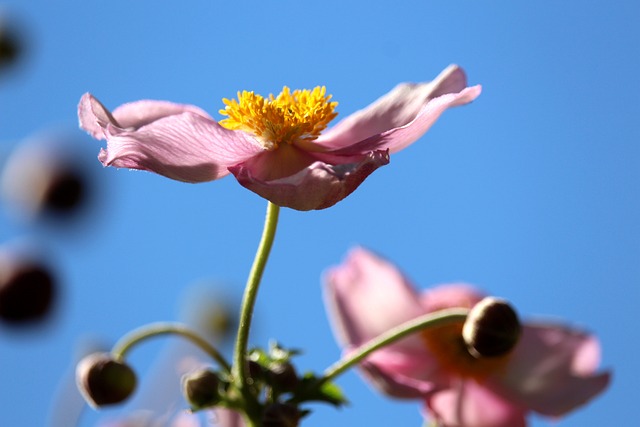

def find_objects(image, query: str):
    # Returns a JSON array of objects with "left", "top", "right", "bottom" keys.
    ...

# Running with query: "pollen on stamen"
[{"left": 218, "top": 86, "right": 338, "bottom": 149}]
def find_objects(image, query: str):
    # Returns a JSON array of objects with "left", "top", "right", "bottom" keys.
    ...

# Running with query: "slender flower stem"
[
  {"left": 319, "top": 308, "right": 469, "bottom": 384},
  {"left": 111, "top": 322, "right": 231, "bottom": 372},
  {"left": 232, "top": 201, "right": 280, "bottom": 387}
]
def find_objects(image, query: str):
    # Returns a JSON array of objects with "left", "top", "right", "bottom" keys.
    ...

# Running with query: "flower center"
[
  {"left": 218, "top": 86, "right": 338, "bottom": 150},
  {"left": 421, "top": 321, "right": 512, "bottom": 381}
]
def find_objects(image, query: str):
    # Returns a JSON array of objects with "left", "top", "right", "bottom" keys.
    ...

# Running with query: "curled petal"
[
  {"left": 315, "top": 65, "right": 470, "bottom": 150},
  {"left": 230, "top": 151, "right": 389, "bottom": 210},
  {"left": 79, "top": 94, "right": 264, "bottom": 182},
  {"left": 426, "top": 379, "right": 527, "bottom": 427},
  {"left": 490, "top": 324, "right": 611, "bottom": 416},
  {"left": 329, "top": 85, "right": 481, "bottom": 156},
  {"left": 79, "top": 93, "right": 212, "bottom": 139}
]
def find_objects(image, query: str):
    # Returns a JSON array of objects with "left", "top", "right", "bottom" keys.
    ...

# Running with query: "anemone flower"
[
  {"left": 78, "top": 65, "right": 480, "bottom": 210},
  {"left": 324, "top": 247, "right": 610, "bottom": 427}
]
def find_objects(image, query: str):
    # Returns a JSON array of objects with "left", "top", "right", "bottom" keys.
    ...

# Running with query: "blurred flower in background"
[{"left": 324, "top": 247, "right": 610, "bottom": 427}]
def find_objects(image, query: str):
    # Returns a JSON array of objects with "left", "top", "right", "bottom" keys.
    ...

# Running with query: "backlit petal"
[
  {"left": 324, "top": 247, "right": 427, "bottom": 348},
  {"left": 315, "top": 65, "right": 470, "bottom": 150},
  {"left": 328, "top": 85, "right": 481, "bottom": 156},
  {"left": 426, "top": 379, "right": 526, "bottom": 427},
  {"left": 489, "top": 324, "right": 611, "bottom": 416},
  {"left": 79, "top": 94, "right": 264, "bottom": 182}
]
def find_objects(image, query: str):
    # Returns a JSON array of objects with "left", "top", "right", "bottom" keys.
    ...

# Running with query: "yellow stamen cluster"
[{"left": 219, "top": 86, "right": 338, "bottom": 149}]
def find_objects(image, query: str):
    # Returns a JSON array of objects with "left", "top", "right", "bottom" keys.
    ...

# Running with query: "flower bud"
[
  {"left": 0, "top": 255, "right": 56, "bottom": 324},
  {"left": 462, "top": 297, "right": 521, "bottom": 358},
  {"left": 262, "top": 403, "right": 300, "bottom": 427},
  {"left": 182, "top": 368, "right": 221, "bottom": 410},
  {"left": 76, "top": 353, "right": 137, "bottom": 408}
]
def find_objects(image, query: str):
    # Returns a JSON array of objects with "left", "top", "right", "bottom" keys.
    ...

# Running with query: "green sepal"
[{"left": 288, "top": 373, "right": 349, "bottom": 408}]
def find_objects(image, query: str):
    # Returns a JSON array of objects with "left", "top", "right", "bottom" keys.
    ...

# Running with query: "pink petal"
[
  {"left": 489, "top": 323, "right": 611, "bottom": 417},
  {"left": 79, "top": 94, "right": 264, "bottom": 182},
  {"left": 426, "top": 379, "right": 527, "bottom": 427},
  {"left": 420, "top": 284, "right": 486, "bottom": 312},
  {"left": 323, "top": 247, "right": 428, "bottom": 348},
  {"left": 324, "top": 247, "right": 445, "bottom": 397},
  {"left": 354, "top": 349, "right": 444, "bottom": 398},
  {"left": 214, "top": 409, "right": 245, "bottom": 427},
  {"left": 314, "top": 65, "right": 470, "bottom": 150},
  {"left": 229, "top": 150, "right": 389, "bottom": 210},
  {"left": 78, "top": 93, "right": 212, "bottom": 139},
  {"left": 327, "top": 85, "right": 481, "bottom": 156}
]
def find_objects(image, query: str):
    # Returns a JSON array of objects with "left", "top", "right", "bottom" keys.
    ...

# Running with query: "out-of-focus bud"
[
  {"left": 0, "top": 13, "right": 26, "bottom": 73},
  {"left": 1, "top": 135, "right": 93, "bottom": 223},
  {"left": 76, "top": 352, "right": 137, "bottom": 408},
  {"left": 0, "top": 248, "right": 56, "bottom": 325},
  {"left": 262, "top": 403, "right": 300, "bottom": 427},
  {"left": 180, "top": 284, "right": 239, "bottom": 343},
  {"left": 182, "top": 368, "right": 221, "bottom": 410},
  {"left": 462, "top": 297, "right": 521, "bottom": 358},
  {"left": 267, "top": 362, "right": 298, "bottom": 393}
]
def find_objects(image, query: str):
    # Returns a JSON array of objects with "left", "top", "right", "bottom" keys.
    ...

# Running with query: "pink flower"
[
  {"left": 324, "top": 247, "right": 610, "bottom": 427},
  {"left": 78, "top": 65, "right": 480, "bottom": 210}
]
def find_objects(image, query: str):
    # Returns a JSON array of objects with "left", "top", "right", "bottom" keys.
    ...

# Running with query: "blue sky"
[{"left": 1, "top": 1, "right": 638, "bottom": 426}]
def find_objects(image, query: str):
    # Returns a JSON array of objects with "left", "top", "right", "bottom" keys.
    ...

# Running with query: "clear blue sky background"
[{"left": 1, "top": 1, "right": 638, "bottom": 426}]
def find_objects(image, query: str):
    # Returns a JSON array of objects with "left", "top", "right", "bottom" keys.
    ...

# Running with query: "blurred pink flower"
[
  {"left": 78, "top": 65, "right": 480, "bottom": 210},
  {"left": 324, "top": 247, "right": 610, "bottom": 427}
]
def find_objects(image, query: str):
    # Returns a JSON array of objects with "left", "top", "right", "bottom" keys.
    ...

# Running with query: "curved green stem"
[
  {"left": 232, "top": 201, "right": 280, "bottom": 387},
  {"left": 320, "top": 308, "right": 469, "bottom": 384},
  {"left": 111, "top": 322, "right": 231, "bottom": 372}
]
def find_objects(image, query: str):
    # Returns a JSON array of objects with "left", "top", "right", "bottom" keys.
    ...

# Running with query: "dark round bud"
[
  {"left": 267, "top": 362, "right": 298, "bottom": 393},
  {"left": 76, "top": 353, "right": 137, "bottom": 408},
  {"left": 0, "top": 258, "right": 56, "bottom": 324},
  {"left": 182, "top": 368, "right": 221, "bottom": 410},
  {"left": 462, "top": 297, "right": 521, "bottom": 358},
  {"left": 262, "top": 403, "right": 300, "bottom": 427}
]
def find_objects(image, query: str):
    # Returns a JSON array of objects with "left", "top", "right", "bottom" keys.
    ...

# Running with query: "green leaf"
[{"left": 289, "top": 373, "right": 349, "bottom": 407}]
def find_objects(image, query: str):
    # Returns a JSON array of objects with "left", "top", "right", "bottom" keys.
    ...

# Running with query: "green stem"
[
  {"left": 111, "top": 322, "right": 231, "bottom": 372},
  {"left": 320, "top": 308, "right": 469, "bottom": 384},
  {"left": 232, "top": 201, "right": 280, "bottom": 387}
]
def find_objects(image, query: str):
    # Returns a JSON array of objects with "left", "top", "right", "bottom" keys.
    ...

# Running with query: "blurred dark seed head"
[
  {"left": 0, "top": 247, "right": 57, "bottom": 325},
  {"left": 1, "top": 134, "right": 94, "bottom": 223},
  {"left": 0, "top": 12, "right": 29, "bottom": 75}
]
